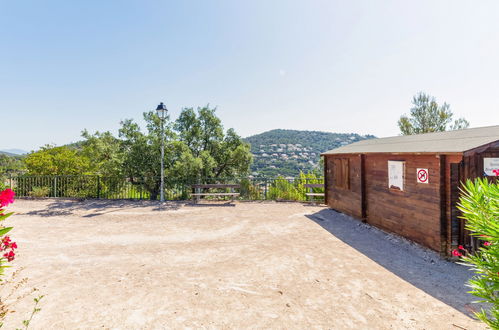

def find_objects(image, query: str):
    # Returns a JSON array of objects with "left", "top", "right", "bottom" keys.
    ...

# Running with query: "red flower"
[
  {"left": 452, "top": 249, "right": 463, "bottom": 257},
  {"left": 0, "top": 189, "right": 15, "bottom": 207},
  {"left": 10, "top": 242, "right": 17, "bottom": 249},
  {"left": 2, "top": 236, "right": 11, "bottom": 246},
  {"left": 3, "top": 250, "right": 15, "bottom": 262},
  {"left": 484, "top": 242, "right": 492, "bottom": 246},
  {"left": 493, "top": 169, "right": 499, "bottom": 176},
  {"left": 458, "top": 245, "right": 465, "bottom": 250}
]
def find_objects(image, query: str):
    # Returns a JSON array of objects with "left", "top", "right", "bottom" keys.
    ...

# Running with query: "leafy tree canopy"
[
  {"left": 80, "top": 130, "right": 123, "bottom": 176},
  {"left": 398, "top": 92, "right": 469, "bottom": 135},
  {"left": 75, "top": 105, "right": 252, "bottom": 199},
  {"left": 24, "top": 145, "right": 91, "bottom": 175},
  {"left": 0, "top": 154, "right": 25, "bottom": 175}
]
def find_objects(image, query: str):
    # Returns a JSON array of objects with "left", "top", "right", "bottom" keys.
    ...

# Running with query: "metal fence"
[{"left": 4, "top": 175, "right": 324, "bottom": 202}]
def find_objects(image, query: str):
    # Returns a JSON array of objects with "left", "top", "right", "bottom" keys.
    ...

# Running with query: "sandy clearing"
[{"left": 1, "top": 199, "right": 484, "bottom": 329}]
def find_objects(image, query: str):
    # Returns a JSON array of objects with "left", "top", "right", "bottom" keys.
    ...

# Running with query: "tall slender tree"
[{"left": 398, "top": 92, "right": 469, "bottom": 135}]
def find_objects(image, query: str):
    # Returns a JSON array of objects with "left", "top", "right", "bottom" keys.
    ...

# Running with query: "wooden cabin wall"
[
  {"left": 459, "top": 142, "right": 499, "bottom": 250},
  {"left": 324, "top": 144, "right": 498, "bottom": 254},
  {"left": 463, "top": 142, "right": 499, "bottom": 183},
  {"left": 325, "top": 154, "right": 363, "bottom": 219},
  {"left": 364, "top": 154, "right": 442, "bottom": 251}
]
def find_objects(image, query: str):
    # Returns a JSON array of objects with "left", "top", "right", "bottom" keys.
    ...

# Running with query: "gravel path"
[{"left": 1, "top": 199, "right": 484, "bottom": 329}]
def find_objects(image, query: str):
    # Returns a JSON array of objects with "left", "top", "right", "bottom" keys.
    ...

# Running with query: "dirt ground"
[{"left": 1, "top": 199, "right": 484, "bottom": 329}]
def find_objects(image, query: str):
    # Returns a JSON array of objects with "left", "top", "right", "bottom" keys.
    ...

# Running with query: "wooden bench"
[
  {"left": 303, "top": 184, "right": 325, "bottom": 203},
  {"left": 191, "top": 184, "right": 240, "bottom": 203}
]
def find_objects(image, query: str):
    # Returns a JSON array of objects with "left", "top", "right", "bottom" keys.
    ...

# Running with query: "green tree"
[
  {"left": 0, "top": 154, "right": 25, "bottom": 176},
  {"left": 398, "top": 92, "right": 469, "bottom": 135},
  {"left": 116, "top": 105, "right": 251, "bottom": 199},
  {"left": 24, "top": 145, "right": 91, "bottom": 175},
  {"left": 174, "top": 105, "right": 252, "bottom": 179},
  {"left": 118, "top": 113, "right": 174, "bottom": 200},
  {"left": 80, "top": 130, "right": 123, "bottom": 176}
]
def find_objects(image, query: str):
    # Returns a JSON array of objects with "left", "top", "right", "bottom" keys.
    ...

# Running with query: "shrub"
[
  {"left": 28, "top": 186, "right": 50, "bottom": 198},
  {"left": 0, "top": 189, "right": 43, "bottom": 328},
  {"left": 457, "top": 178, "right": 499, "bottom": 328},
  {"left": 0, "top": 188, "right": 19, "bottom": 325}
]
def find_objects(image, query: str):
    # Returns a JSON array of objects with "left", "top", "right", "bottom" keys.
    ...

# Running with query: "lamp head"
[{"left": 155, "top": 102, "right": 168, "bottom": 119}]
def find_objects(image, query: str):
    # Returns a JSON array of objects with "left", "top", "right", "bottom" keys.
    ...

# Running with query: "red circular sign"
[{"left": 418, "top": 169, "right": 428, "bottom": 182}]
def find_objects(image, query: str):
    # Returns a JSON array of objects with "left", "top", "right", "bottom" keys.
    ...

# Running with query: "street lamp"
[{"left": 156, "top": 102, "right": 168, "bottom": 202}]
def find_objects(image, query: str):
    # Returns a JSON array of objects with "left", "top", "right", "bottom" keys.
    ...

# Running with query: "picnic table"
[{"left": 191, "top": 184, "right": 240, "bottom": 203}]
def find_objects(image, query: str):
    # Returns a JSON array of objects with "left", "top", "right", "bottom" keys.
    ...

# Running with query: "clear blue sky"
[{"left": 1, "top": 0, "right": 498, "bottom": 151}]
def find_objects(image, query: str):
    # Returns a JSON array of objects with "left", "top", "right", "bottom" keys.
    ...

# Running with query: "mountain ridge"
[{"left": 244, "top": 129, "right": 375, "bottom": 177}]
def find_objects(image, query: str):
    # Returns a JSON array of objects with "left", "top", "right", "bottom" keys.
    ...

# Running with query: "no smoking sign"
[{"left": 417, "top": 168, "right": 429, "bottom": 184}]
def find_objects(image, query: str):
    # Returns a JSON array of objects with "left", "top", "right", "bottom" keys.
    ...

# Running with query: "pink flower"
[
  {"left": 10, "top": 242, "right": 17, "bottom": 249},
  {"left": 0, "top": 189, "right": 15, "bottom": 207},
  {"left": 2, "top": 236, "right": 11, "bottom": 246},
  {"left": 3, "top": 250, "right": 15, "bottom": 262},
  {"left": 484, "top": 242, "right": 492, "bottom": 247},
  {"left": 493, "top": 169, "right": 499, "bottom": 176},
  {"left": 458, "top": 245, "right": 465, "bottom": 250},
  {"left": 452, "top": 249, "right": 463, "bottom": 257}
]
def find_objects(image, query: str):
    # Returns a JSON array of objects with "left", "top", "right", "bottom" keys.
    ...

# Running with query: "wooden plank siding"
[
  {"left": 459, "top": 143, "right": 499, "bottom": 250},
  {"left": 323, "top": 135, "right": 499, "bottom": 255},
  {"left": 324, "top": 141, "right": 499, "bottom": 254},
  {"left": 325, "top": 154, "right": 363, "bottom": 219},
  {"left": 364, "top": 154, "right": 442, "bottom": 251},
  {"left": 325, "top": 153, "right": 459, "bottom": 253}
]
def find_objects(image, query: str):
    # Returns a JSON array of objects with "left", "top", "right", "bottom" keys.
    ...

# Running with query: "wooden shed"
[{"left": 321, "top": 125, "right": 499, "bottom": 255}]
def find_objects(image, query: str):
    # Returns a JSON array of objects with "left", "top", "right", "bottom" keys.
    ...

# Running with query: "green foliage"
[
  {"left": 239, "top": 178, "right": 264, "bottom": 200},
  {"left": 0, "top": 154, "right": 25, "bottom": 190},
  {"left": 0, "top": 154, "right": 24, "bottom": 175},
  {"left": 24, "top": 146, "right": 91, "bottom": 175},
  {"left": 17, "top": 295, "right": 44, "bottom": 330},
  {"left": 80, "top": 130, "right": 123, "bottom": 176},
  {"left": 268, "top": 172, "right": 323, "bottom": 201},
  {"left": 398, "top": 92, "right": 469, "bottom": 135},
  {"left": 28, "top": 187, "right": 50, "bottom": 198},
  {"left": 457, "top": 178, "right": 499, "bottom": 328},
  {"left": 115, "top": 105, "right": 252, "bottom": 199},
  {"left": 174, "top": 106, "right": 252, "bottom": 179}
]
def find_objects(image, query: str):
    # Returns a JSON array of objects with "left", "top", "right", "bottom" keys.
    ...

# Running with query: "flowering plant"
[
  {"left": 457, "top": 178, "right": 499, "bottom": 328},
  {"left": 0, "top": 188, "right": 17, "bottom": 277}
]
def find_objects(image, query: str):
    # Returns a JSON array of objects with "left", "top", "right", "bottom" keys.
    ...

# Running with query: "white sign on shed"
[
  {"left": 388, "top": 161, "right": 404, "bottom": 191},
  {"left": 484, "top": 158, "right": 499, "bottom": 176}
]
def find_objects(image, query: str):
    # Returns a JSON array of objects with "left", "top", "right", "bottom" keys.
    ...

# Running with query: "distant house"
[{"left": 321, "top": 125, "right": 499, "bottom": 255}]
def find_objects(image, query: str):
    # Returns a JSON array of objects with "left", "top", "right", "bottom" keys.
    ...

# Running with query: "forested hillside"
[{"left": 244, "top": 129, "right": 375, "bottom": 177}]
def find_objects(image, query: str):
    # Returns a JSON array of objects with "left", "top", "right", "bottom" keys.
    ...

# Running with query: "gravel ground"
[{"left": 1, "top": 199, "right": 484, "bottom": 329}]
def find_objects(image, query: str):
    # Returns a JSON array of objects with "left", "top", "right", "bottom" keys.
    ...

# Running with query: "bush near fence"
[{"left": 5, "top": 174, "right": 324, "bottom": 202}]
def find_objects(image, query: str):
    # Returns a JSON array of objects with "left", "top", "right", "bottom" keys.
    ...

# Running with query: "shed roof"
[{"left": 322, "top": 125, "right": 499, "bottom": 155}]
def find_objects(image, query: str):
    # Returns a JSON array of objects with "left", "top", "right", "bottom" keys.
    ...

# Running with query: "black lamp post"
[{"left": 156, "top": 102, "right": 168, "bottom": 202}]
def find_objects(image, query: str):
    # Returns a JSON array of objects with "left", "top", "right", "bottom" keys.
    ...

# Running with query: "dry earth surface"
[{"left": 1, "top": 199, "right": 485, "bottom": 329}]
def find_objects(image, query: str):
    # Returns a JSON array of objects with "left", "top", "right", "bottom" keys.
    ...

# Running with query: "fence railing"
[{"left": 4, "top": 175, "right": 325, "bottom": 202}]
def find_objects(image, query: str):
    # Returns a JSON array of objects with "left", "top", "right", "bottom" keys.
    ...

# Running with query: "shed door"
[
  {"left": 451, "top": 162, "right": 480, "bottom": 252},
  {"left": 450, "top": 163, "right": 462, "bottom": 249}
]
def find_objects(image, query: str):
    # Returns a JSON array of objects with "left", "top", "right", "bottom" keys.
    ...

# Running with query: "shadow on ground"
[
  {"left": 21, "top": 198, "right": 184, "bottom": 217},
  {"left": 306, "top": 208, "right": 480, "bottom": 316}
]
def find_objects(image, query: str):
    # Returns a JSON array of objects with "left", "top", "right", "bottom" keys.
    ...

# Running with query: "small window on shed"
[
  {"left": 333, "top": 158, "right": 350, "bottom": 189},
  {"left": 388, "top": 160, "right": 405, "bottom": 191}
]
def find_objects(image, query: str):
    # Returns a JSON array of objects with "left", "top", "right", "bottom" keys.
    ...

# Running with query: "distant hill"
[
  {"left": 244, "top": 129, "right": 375, "bottom": 177},
  {"left": 0, "top": 151, "right": 17, "bottom": 157},
  {"left": 0, "top": 149, "right": 28, "bottom": 156}
]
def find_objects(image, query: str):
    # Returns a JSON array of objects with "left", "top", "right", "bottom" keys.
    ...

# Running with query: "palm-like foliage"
[{"left": 458, "top": 178, "right": 499, "bottom": 328}]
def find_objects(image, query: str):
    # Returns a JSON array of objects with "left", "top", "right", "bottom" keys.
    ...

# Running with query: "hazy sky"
[{"left": 1, "top": 0, "right": 499, "bottom": 151}]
